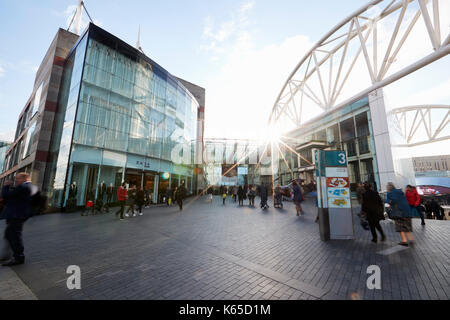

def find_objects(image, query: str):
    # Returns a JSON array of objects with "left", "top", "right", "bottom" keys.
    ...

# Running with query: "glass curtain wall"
[
  {"left": 49, "top": 33, "right": 88, "bottom": 207},
  {"left": 50, "top": 25, "right": 198, "bottom": 208}
]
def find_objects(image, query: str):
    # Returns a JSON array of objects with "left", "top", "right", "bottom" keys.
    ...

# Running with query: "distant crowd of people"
[
  {"left": 114, "top": 181, "right": 188, "bottom": 220},
  {"left": 204, "top": 179, "right": 308, "bottom": 215}
]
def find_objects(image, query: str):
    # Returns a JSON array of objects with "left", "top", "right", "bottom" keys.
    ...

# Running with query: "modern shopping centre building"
[{"left": 0, "top": 23, "right": 205, "bottom": 208}]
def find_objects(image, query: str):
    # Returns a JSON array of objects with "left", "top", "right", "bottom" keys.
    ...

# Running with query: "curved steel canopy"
[
  {"left": 388, "top": 104, "right": 450, "bottom": 146},
  {"left": 269, "top": 0, "right": 450, "bottom": 130}
]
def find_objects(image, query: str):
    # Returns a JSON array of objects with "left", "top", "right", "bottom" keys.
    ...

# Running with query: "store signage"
[
  {"left": 136, "top": 160, "right": 151, "bottom": 169},
  {"left": 326, "top": 177, "right": 350, "bottom": 188},
  {"left": 325, "top": 167, "right": 348, "bottom": 177}
]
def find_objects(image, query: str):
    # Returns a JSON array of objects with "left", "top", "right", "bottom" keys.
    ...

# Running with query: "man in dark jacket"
[
  {"left": 260, "top": 183, "right": 268, "bottom": 209},
  {"left": 361, "top": 183, "right": 386, "bottom": 243},
  {"left": 176, "top": 181, "right": 187, "bottom": 211},
  {"left": 1, "top": 172, "right": 37, "bottom": 266}
]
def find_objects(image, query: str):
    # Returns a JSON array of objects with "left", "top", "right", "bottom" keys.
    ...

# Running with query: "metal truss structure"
[
  {"left": 269, "top": 0, "right": 450, "bottom": 129},
  {"left": 388, "top": 105, "right": 449, "bottom": 147}
]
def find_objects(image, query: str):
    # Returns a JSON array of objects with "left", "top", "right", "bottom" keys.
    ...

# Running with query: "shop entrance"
[
  {"left": 85, "top": 166, "right": 98, "bottom": 203},
  {"left": 125, "top": 170, "right": 143, "bottom": 188}
]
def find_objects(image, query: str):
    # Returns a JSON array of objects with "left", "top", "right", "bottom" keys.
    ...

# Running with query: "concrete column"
[
  {"left": 154, "top": 174, "right": 159, "bottom": 204},
  {"left": 368, "top": 88, "right": 396, "bottom": 190},
  {"left": 79, "top": 164, "right": 88, "bottom": 206}
]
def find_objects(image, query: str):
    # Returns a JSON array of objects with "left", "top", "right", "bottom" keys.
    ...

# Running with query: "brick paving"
[
  {"left": 1, "top": 195, "right": 449, "bottom": 300},
  {"left": 0, "top": 266, "right": 37, "bottom": 300}
]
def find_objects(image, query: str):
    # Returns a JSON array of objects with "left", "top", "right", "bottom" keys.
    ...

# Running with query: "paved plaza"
[{"left": 1, "top": 195, "right": 449, "bottom": 300}]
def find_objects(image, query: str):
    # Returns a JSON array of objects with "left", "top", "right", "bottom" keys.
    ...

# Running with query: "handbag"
[{"left": 387, "top": 202, "right": 402, "bottom": 220}]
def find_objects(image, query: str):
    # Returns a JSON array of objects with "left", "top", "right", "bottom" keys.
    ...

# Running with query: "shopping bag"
[{"left": 168, "top": 198, "right": 172, "bottom": 205}]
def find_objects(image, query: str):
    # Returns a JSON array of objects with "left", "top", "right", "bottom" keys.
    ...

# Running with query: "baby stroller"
[{"left": 274, "top": 193, "right": 283, "bottom": 209}]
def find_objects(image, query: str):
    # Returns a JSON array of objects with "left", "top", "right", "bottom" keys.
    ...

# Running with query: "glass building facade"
[
  {"left": 49, "top": 24, "right": 198, "bottom": 208},
  {"left": 277, "top": 97, "right": 379, "bottom": 192}
]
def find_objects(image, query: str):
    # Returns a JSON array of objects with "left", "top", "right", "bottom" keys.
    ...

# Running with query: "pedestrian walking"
[
  {"left": 237, "top": 186, "right": 244, "bottom": 206},
  {"left": 115, "top": 182, "right": 127, "bottom": 220},
  {"left": 144, "top": 188, "right": 151, "bottom": 208},
  {"left": 361, "top": 183, "right": 386, "bottom": 243},
  {"left": 126, "top": 185, "right": 137, "bottom": 217},
  {"left": 386, "top": 182, "right": 414, "bottom": 246},
  {"left": 176, "top": 181, "right": 187, "bottom": 211},
  {"left": 136, "top": 187, "right": 145, "bottom": 216},
  {"left": 405, "top": 185, "right": 425, "bottom": 225},
  {"left": 233, "top": 186, "right": 238, "bottom": 202},
  {"left": 430, "top": 198, "right": 442, "bottom": 220},
  {"left": 221, "top": 185, "right": 227, "bottom": 205},
  {"left": 424, "top": 200, "right": 433, "bottom": 219},
  {"left": 260, "top": 183, "right": 269, "bottom": 209},
  {"left": 165, "top": 188, "right": 173, "bottom": 206},
  {"left": 292, "top": 179, "right": 305, "bottom": 216},
  {"left": 248, "top": 185, "right": 256, "bottom": 207},
  {"left": 274, "top": 184, "right": 283, "bottom": 208},
  {"left": 1, "top": 172, "right": 38, "bottom": 266},
  {"left": 207, "top": 186, "right": 213, "bottom": 202}
]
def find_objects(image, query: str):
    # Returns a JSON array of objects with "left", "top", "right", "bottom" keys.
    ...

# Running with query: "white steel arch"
[
  {"left": 388, "top": 104, "right": 450, "bottom": 146},
  {"left": 269, "top": 0, "right": 450, "bottom": 129}
]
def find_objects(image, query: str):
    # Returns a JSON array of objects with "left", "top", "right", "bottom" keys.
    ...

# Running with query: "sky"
[{"left": 0, "top": 0, "right": 448, "bottom": 156}]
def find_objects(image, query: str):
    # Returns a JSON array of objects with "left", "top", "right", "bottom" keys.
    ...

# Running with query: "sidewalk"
[{"left": 0, "top": 267, "right": 37, "bottom": 300}]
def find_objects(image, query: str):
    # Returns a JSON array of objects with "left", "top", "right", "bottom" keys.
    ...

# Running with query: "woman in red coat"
[
  {"left": 115, "top": 182, "right": 128, "bottom": 220},
  {"left": 405, "top": 185, "right": 425, "bottom": 225}
]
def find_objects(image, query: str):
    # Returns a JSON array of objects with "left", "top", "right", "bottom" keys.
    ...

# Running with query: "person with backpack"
[
  {"left": 1, "top": 172, "right": 38, "bottom": 266},
  {"left": 362, "top": 183, "right": 386, "bottom": 243}
]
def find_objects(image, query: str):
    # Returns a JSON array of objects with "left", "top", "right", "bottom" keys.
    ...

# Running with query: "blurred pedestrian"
[
  {"left": 386, "top": 182, "right": 413, "bottom": 246},
  {"left": 176, "top": 181, "right": 187, "bottom": 211},
  {"left": 362, "top": 183, "right": 386, "bottom": 243},
  {"left": 260, "top": 183, "right": 269, "bottom": 209},
  {"left": 115, "top": 182, "right": 127, "bottom": 220},
  {"left": 292, "top": 179, "right": 305, "bottom": 216},
  {"left": 221, "top": 185, "right": 227, "bottom": 205},
  {"left": 233, "top": 186, "right": 238, "bottom": 202},
  {"left": 126, "top": 185, "right": 137, "bottom": 217},
  {"left": 430, "top": 198, "right": 442, "bottom": 220},
  {"left": 1, "top": 173, "right": 38, "bottom": 266},
  {"left": 136, "top": 186, "right": 145, "bottom": 216},
  {"left": 248, "top": 185, "right": 256, "bottom": 207},
  {"left": 237, "top": 186, "right": 244, "bottom": 206},
  {"left": 405, "top": 185, "right": 425, "bottom": 225}
]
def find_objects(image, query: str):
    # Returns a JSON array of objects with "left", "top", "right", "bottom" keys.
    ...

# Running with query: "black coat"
[
  {"left": 361, "top": 189, "right": 385, "bottom": 222},
  {"left": 1, "top": 183, "right": 33, "bottom": 219}
]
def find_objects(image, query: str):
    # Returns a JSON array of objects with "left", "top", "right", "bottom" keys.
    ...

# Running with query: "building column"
[
  {"left": 78, "top": 164, "right": 88, "bottom": 206},
  {"left": 153, "top": 174, "right": 159, "bottom": 204}
]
